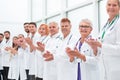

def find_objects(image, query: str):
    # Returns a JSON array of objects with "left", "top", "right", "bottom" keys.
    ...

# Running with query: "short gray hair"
[{"left": 80, "top": 19, "right": 93, "bottom": 28}]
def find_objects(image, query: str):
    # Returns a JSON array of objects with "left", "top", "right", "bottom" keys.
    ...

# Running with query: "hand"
[
  {"left": 66, "top": 47, "right": 80, "bottom": 57},
  {"left": 66, "top": 47, "right": 77, "bottom": 62},
  {"left": 85, "top": 38, "right": 102, "bottom": 48},
  {"left": 85, "top": 38, "right": 101, "bottom": 56},
  {"left": 36, "top": 42, "right": 45, "bottom": 52},
  {"left": 43, "top": 51, "right": 51, "bottom": 58},
  {"left": 44, "top": 54, "right": 53, "bottom": 61},
  {"left": 5, "top": 47, "right": 11, "bottom": 51},
  {"left": 66, "top": 47, "right": 86, "bottom": 61},
  {"left": 43, "top": 51, "right": 54, "bottom": 61},
  {"left": 11, "top": 48, "right": 17, "bottom": 55},
  {"left": 21, "top": 44, "right": 27, "bottom": 50},
  {"left": 25, "top": 37, "right": 33, "bottom": 46},
  {"left": 25, "top": 37, "right": 36, "bottom": 52}
]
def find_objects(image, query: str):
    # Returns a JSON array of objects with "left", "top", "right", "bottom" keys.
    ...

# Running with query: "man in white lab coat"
[
  {"left": 25, "top": 22, "right": 39, "bottom": 80},
  {"left": 55, "top": 18, "right": 78, "bottom": 80},
  {"left": 23, "top": 22, "right": 30, "bottom": 80},
  {"left": 42, "top": 22, "right": 61, "bottom": 80},
  {"left": 44, "top": 18, "right": 78, "bottom": 80},
  {"left": 0, "top": 33, "right": 4, "bottom": 80},
  {"left": 24, "top": 22, "right": 30, "bottom": 37},
  {"left": 2, "top": 31, "right": 12, "bottom": 80}
]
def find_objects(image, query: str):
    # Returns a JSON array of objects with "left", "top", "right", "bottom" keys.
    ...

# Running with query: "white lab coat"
[
  {"left": 43, "top": 33, "right": 61, "bottom": 80},
  {"left": 24, "top": 45, "right": 30, "bottom": 70},
  {"left": 35, "top": 36, "right": 49, "bottom": 78},
  {"left": 99, "top": 17, "right": 120, "bottom": 80},
  {"left": 2, "top": 39, "right": 12, "bottom": 67},
  {"left": 24, "top": 33, "right": 30, "bottom": 70},
  {"left": 55, "top": 33, "right": 78, "bottom": 80},
  {"left": 8, "top": 47, "right": 27, "bottom": 80},
  {"left": 77, "top": 41, "right": 100, "bottom": 80},
  {"left": 0, "top": 42, "right": 4, "bottom": 70},
  {"left": 28, "top": 33, "right": 39, "bottom": 75}
]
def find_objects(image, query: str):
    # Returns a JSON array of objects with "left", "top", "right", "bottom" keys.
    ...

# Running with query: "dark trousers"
[
  {"left": 26, "top": 70, "right": 29, "bottom": 80},
  {"left": 0, "top": 70, "right": 2, "bottom": 80},
  {"left": 1, "top": 67, "right": 9, "bottom": 80},
  {"left": 29, "top": 75, "right": 35, "bottom": 80},
  {"left": 35, "top": 77, "right": 43, "bottom": 80}
]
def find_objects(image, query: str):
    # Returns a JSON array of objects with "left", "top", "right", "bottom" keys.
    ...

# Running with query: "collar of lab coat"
[
  {"left": 51, "top": 33, "right": 61, "bottom": 39},
  {"left": 61, "top": 32, "right": 72, "bottom": 40},
  {"left": 0, "top": 41, "right": 4, "bottom": 48}
]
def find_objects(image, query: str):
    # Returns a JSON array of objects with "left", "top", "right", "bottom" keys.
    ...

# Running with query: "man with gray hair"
[{"left": 42, "top": 21, "right": 61, "bottom": 80}]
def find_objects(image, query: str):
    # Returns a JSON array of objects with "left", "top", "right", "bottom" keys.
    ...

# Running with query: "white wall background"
[{"left": 0, "top": 0, "right": 108, "bottom": 39}]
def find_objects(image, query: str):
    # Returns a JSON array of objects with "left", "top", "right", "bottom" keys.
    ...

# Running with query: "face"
[
  {"left": 49, "top": 23, "right": 59, "bottom": 36},
  {"left": 0, "top": 35, "right": 4, "bottom": 42},
  {"left": 4, "top": 32, "right": 10, "bottom": 39},
  {"left": 17, "top": 34, "right": 25, "bottom": 45},
  {"left": 24, "top": 24, "right": 30, "bottom": 33},
  {"left": 79, "top": 22, "right": 92, "bottom": 38},
  {"left": 61, "top": 22, "right": 71, "bottom": 37},
  {"left": 38, "top": 25, "right": 48, "bottom": 36},
  {"left": 13, "top": 37, "right": 18, "bottom": 45},
  {"left": 29, "top": 24, "right": 37, "bottom": 34},
  {"left": 106, "top": 0, "right": 120, "bottom": 17}
]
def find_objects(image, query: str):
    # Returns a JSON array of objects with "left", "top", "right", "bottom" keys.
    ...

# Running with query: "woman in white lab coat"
[
  {"left": 66, "top": 19, "right": 100, "bottom": 80},
  {"left": 8, "top": 35, "right": 27, "bottom": 80},
  {"left": 7, "top": 36, "right": 19, "bottom": 80},
  {"left": 86, "top": 0, "right": 120, "bottom": 80},
  {"left": 35, "top": 24, "right": 49, "bottom": 80}
]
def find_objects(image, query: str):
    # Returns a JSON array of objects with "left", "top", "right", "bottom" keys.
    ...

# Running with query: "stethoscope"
[
  {"left": 40, "top": 36, "right": 48, "bottom": 43},
  {"left": 99, "top": 15, "right": 119, "bottom": 41},
  {"left": 67, "top": 34, "right": 72, "bottom": 45},
  {"left": 59, "top": 34, "right": 72, "bottom": 45}
]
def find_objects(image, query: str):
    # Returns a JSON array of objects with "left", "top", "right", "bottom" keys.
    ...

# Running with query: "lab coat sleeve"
[
  {"left": 84, "top": 47, "right": 101, "bottom": 65},
  {"left": 76, "top": 52, "right": 99, "bottom": 65},
  {"left": 78, "top": 46, "right": 100, "bottom": 65},
  {"left": 84, "top": 56, "right": 98, "bottom": 65}
]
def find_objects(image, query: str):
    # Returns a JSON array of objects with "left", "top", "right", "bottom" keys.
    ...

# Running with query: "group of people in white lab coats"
[{"left": 0, "top": 0, "right": 120, "bottom": 80}]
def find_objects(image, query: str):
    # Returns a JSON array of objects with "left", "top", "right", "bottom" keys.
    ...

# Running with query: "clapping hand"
[
  {"left": 36, "top": 42, "right": 45, "bottom": 52},
  {"left": 85, "top": 38, "right": 101, "bottom": 56},
  {"left": 66, "top": 47, "right": 80, "bottom": 62},
  {"left": 43, "top": 51, "right": 53, "bottom": 61}
]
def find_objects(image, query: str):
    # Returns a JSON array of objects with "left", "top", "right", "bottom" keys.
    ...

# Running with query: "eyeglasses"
[{"left": 79, "top": 25, "right": 91, "bottom": 28}]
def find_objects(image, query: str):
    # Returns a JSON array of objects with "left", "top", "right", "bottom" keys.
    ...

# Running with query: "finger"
[
  {"left": 44, "top": 56, "right": 53, "bottom": 61},
  {"left": 46, "top": 51, "right": 50, "bottom": 54}
]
